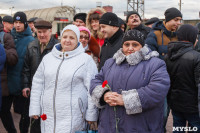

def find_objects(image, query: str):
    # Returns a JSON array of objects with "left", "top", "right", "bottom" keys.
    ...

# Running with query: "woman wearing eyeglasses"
[{"left": 79, "top": 26, "right": 100, "bottom": 68}]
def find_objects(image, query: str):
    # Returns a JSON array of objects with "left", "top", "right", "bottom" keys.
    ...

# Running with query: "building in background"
[{"left": 24, "top": 6, "right": 75, "bottom": 35}]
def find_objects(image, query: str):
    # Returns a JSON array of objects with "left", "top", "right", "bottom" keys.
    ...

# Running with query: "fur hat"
[
  {"left": 13, "top": 12, "right": 28, "bottom": 28},
  {"left": 61, "top": 24, "right": 80, "bottom": 42},
  {"left": 164, "top": 7, "right": 182, "bottom": 22},
  {"left": 122, "top": 29, "right": 145, "bottom": 46},
  {"left": 177, "top": 24, "right": 198, "bottom": 45},
  {"left": 34, "top": 20, "right": 52, "bottom": 29},
  {"left": 126, "top": 10, "right": 141, "bottom": 23},
  {"left": 99, "top": 12, "right": 119, "bottom": 27},
  {"left": 73, "top": 13, "right": 87, "bottom": 23},
  {"left": 78, "top": 26, "right": 91, "bottom": 40},
  {"left": 2, "top": 15, "right": 13, "bottom": 23}
]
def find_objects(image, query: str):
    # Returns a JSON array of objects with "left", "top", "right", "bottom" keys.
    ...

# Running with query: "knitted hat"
[
  {"left": 145, "top": 17, "right": 159, "bottom": 25},
  {"left": 164, "top": 7, "right": 182, "bottom": 22},
  {"left": 61, "top": 24, "right": 80, "bottom": 42},
  {"left": 126, "top": 10, "right": 141, "bottom": 23},
  {"left": 34, "top": 20, "right": 52, "bottom": 29},
  {"left": 99, "top": 12, "right": 119, "bottom": 27},
  {"left": 13, "top": 12, "right": 28, "bottom": 28},
  {"left": 2, "top": 15, "right": 13, "bottom": 23},
  {"left": 78, "top": 26, "right": 91, "bottom": 40},
  {"left": 73, "top": 13, "right": 87, "bottom": 23},
  {"left": 122, "top": 29, "right": 145, "bottom": 46},
  {"left": 177, "top": 24, "right": 198, "bottom": 45}
]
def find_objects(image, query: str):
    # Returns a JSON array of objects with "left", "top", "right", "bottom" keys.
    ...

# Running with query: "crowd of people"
[{"left": 0, "top": 6, "right": 200, "bottom": 133}]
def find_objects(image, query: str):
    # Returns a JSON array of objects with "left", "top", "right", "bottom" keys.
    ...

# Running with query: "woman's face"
[
  {"left": 91, "top": 19, "right": 99, "bottom": 31},
  {"left": 80, "top": 31, "right": 90, "bottom": 48},
  {"left": 122, "top": 40, "right": 142, "bottom": 56},
  {"left": 61, "top": 30, "right": 78, "bottom": 52}
]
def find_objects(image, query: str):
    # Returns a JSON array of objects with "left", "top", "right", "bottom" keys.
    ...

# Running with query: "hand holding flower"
[{"left": 104, "top": 92, "right": 124, "bottom": 106}]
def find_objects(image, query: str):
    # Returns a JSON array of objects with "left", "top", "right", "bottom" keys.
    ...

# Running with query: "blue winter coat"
[
  {"left": 145, "top": 21, "right": 177, "bottom": 60},
  {"left": 8, "top": 26, "right": 34, "bottom": 95},
  {"left": 90, "top": 45, "right": 170, "bottom": 133},
  {"left": 0, "top": 44, "right": 6, "bottom": 110}
]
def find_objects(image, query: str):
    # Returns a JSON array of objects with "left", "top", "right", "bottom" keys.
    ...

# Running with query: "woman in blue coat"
[
  {"left": 90, "top": 29, "right": 170, "bottom": 133},
  {"left": 0, "top": 44, "right": 6, "bottom": 110}
]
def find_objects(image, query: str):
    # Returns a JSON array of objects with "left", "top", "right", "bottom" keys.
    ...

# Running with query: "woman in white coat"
[{"left": 29, "top": 25, "right": 98, "bottom": 133}]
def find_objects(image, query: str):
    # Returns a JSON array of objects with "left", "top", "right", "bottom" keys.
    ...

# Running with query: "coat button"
[
  {"left": 59, "top": 55, "right": 62, "bottom": 57},
  {"left": 65, "top": 54, "right": 68, "bottom": 56},
  {"left": 162, "top": 53, "right": 165, "bottom": 56}
]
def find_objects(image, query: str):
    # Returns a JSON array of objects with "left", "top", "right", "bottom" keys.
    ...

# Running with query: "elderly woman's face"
[
  {"left": 123, "top": 40, "right": 142, "bottom": 56},
  {"left": 61, "top": 30, "right": 78, "bottom": 52}
]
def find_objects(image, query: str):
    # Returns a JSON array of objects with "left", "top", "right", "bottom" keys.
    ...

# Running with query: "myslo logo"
[{"left": 173, "top": 127, "right": 198, "bottom": 132}]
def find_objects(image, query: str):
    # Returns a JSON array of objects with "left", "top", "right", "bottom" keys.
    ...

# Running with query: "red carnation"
[
  {"left": 102, "top": 80, "right": 108, "bottom": 88},
  {"left": 40, "top": 113, "right": 47, "bottom": 121}
]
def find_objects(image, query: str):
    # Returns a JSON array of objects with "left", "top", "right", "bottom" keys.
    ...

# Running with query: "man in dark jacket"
[
  {"left": 165, "top": 24, "right": 200, "bottom": 131},
  {"left": 145, "top": 7, "right": 182, "bottom": 132},
  {"left": 0, "top": 22, "right": 18, "bottom": 133},
  {"left": 99, "top": 12, "right": 124, "bottom": 70},
  {"left": 22, "top": 20, "right": 58, "bottom": 133},
  {"left": 7, "top": 11, "right": 34, "bottom": 133},
  {"left": 145, "top": 7, "right": 182, "bottom": 60},
  {"left": 126, "top": 10, "right": 151, "bottom": 39}
]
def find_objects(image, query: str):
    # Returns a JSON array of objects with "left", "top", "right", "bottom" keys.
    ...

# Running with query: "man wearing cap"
[
  {"left": 0, "top": 17, "right": 18, "bottom": 133},
  {"left": 145, "top": 7, "right": 182, "bottom": 132},
  {"left": 145, "top": 17, "right": 159, "bottom": 29},
  {"left": 22, "top": 20, "right": 58, "bottom": 133},
  {"left": 27, "top": 17, "right": 38, "bottom": 37},
  {"left": 126, "top": 10, "right": 151, "bottom": 39},
  {"left": 5, "top": 11, "right": 34, "bottom": 133},
  {"left": 99, "top": 12, "right": 124, "bottom": 70},
  {"left": 2, "top": 15, "right": 14, "bottom": 33},
  {"left": 73, "top": 13, "right": 87, "bottom": 27}
]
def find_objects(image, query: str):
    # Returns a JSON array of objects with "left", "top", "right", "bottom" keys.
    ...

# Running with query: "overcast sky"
[{"left": 0, "top": 0, "right": 199, "bottom": 20}]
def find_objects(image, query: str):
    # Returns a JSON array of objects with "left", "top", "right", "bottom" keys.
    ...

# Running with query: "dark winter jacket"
[
  {"left": 132, "top": 23, "right": 151, "bottom": 39},
  {"left": 91, "top": 45, "right": 170, "bottom": 133},
  {"left": 165, "top": 41, "right": 200, "bottom": 113},
  {"left": 0, "top": 44, "right": 6, "bottom": 110},
  {"left": 145, "top": 21, "right": 178, "bottom": 60},
  {"left": 22, "top": 36, "right": 58, "bottom": 89},
  {"left": 8, "top": 26, "right": 34, "bottom": 95},
  {"left": 99, "top": 28, "right": 123, "bottom": 70},
  {"left": 0, "top": 24, "right": 18, "bottom": 96}
]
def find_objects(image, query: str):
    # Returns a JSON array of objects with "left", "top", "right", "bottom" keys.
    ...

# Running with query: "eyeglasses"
[{"left": 80, "top": 35, "right": 89, "bottom": 40}]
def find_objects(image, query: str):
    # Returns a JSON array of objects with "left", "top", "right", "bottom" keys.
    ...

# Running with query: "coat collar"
[
  {"left": 52, "top": 42, "right": 85, "bottom": 59},
  {"left": 113, "top": 45, "right": 159, "bottom": 65}
]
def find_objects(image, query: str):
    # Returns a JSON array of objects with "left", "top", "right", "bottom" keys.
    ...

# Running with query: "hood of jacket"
[
  {"left": 86, "top": 8, "right": 106, "bottom": 39},
  {"left": 52, "top": 42, "right": 85, "bottom": 59},
  {"left": 152, "top": 21, "right": 176, "bottom": 38},
  {"left": 11, "top": 26, "right": 33, "bottom": 40},
  {"left": 167, "top": 41, "right": 194, "bottom": 61}
]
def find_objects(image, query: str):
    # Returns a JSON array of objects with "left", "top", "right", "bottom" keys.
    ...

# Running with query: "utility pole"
[
  {"left": 178, "top": 0, "right": 183, "bottom": 12},
  {"left": 126, "top": 0, "right": 144, "bottom": 19}
]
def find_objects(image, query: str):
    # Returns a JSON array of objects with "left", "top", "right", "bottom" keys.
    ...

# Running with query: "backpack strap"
[{"left": 0, "top": 31, "right": 5, "bottom": 46}]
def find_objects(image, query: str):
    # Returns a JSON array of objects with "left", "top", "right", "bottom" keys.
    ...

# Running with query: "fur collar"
[{"left": 113, "top": 45, "right": 159, "bottom": 65}]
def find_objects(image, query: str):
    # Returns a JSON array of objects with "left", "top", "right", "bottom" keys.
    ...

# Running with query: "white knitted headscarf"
[{"left": 61, "top": 24, "right": 80, "bottom": 42}]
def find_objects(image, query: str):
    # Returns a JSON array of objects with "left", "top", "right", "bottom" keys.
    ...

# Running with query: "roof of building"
[{"left": 24, "top": 6, "right": 75, "bottom": 22}]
